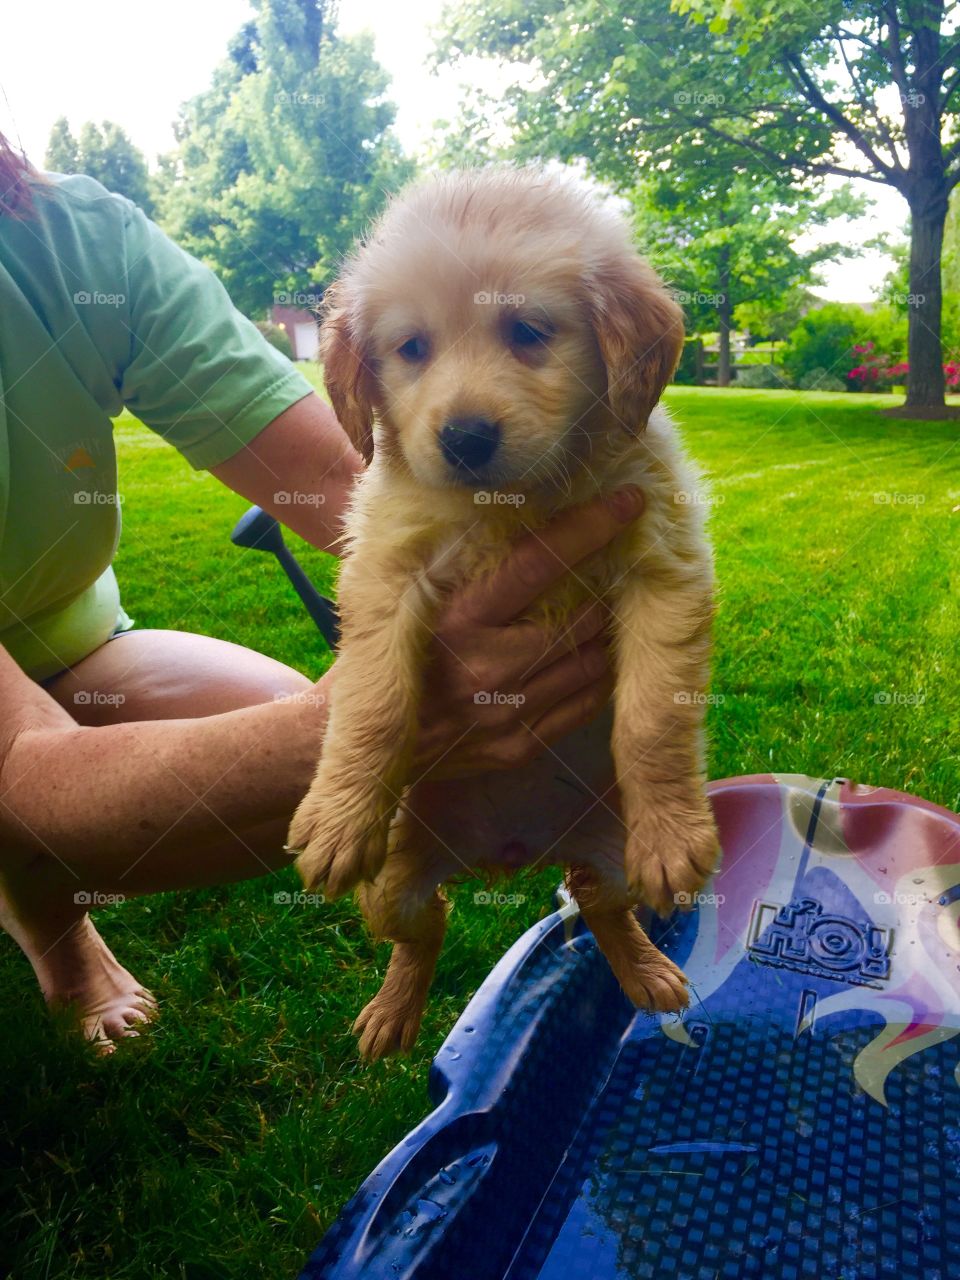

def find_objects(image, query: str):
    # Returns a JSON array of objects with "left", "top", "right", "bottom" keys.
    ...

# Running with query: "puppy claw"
[
  {"left": 353, "top": 997, "right": 424, "bottom": 1061},
  {"left": 626, "top": 807, "right": 720, "bottom": 918},
  {"left": 622, "top": 956, "right": 689, "bottom": 1013},
  {"left": 290, "top": 797, "right": 392, "bottom": 898}
]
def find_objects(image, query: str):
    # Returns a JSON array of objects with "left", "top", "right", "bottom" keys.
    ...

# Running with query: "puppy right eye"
[{"left": 397, "top": 336, "right": 429, "bottom": 363}]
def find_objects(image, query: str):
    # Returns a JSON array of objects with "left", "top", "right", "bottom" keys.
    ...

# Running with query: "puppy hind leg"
[
  {"left": 353, "top": 852, "right": 449, "bottom": 1061},
  {"left": 567, "top": 866, "right": 688, "bottom": 1013}
]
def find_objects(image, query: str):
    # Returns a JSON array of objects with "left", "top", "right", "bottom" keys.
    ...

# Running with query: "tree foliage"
[
  {"left": 436, "top": 0, "right": 960, "bottom": 409},
  {"left": 631, "top": 168, "right": 864, "bottom": 380},
  {"left": 157, "top": 0, "right": 412, "bottom": 316},
  {"left": 44, "top": 117, "right": 154, "bottom": 214}
]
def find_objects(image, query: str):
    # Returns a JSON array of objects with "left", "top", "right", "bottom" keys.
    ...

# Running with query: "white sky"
[{"left": 0, "top": 0, "right": 902, "bottom": 301}]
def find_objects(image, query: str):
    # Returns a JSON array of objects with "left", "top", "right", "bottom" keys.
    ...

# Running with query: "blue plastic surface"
[{"left": 299, "top": 775, "right": 960, "bottom": 1280}]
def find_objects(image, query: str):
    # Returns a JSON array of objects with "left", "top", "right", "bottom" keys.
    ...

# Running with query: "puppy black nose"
[{"left": 439, "top": 417, "right": 500, "bottom": 473}]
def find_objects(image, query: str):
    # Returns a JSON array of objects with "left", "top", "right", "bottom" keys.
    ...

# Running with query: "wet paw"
[
  {"left": 621, "top": 954, "right": 689, "bottom": 1013},
  {"left": 625, "top": 799, "right": 720, "bottom": 918},
  {"left": 353, "top": 995, "right": 425, "bottom": 1060},
  {"left": 289, "top": 787, "right": 392, "bottom": 899}
]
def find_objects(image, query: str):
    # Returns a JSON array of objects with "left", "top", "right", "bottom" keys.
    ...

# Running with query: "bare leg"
[
  {"left": 1, "top": 629, "right": 312, "bottom": 1047},
  {"left": 352, "top": 818, "right": 449, "bottom": 1059},
  {"left": 567, "top": 866, "right": 688, "bottom": 1011}
]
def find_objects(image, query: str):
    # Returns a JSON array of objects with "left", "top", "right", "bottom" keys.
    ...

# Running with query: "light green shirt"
[{"left": 0, "top": 173, "right": 313, "bottom": 680}]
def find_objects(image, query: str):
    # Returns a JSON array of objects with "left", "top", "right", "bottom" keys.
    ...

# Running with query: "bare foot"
[{"left": 0, "top": 873, "right": 156, "bottom": 1051}]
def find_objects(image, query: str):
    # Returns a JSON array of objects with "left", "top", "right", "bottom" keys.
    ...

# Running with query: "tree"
[
  {"left": 667, "top": 0, "right": 960, "bottom": 414},
  {"left": 158, "top": 0, "right": 412, "bottom": 317},
  {"left": 45, "top": 117, "right": 78, "bottom": 172},
  {"left": 44, "top": 117, "right": 154, "bottom": 215},
  {"left": 436, "top": 0, "right": 960, "bottom": 413},
  {"left": 631, "top": 169, "right": 863, "bottom": 384}
]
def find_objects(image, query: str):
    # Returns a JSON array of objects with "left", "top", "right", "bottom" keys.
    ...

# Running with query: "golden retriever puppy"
[{"left": 288, "top": 166, "right": 719, "bottom": 1060}]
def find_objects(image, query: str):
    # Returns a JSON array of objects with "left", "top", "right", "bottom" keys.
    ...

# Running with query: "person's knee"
[{"left": 46, "top": 629, "right": 313, "bottom": 721}]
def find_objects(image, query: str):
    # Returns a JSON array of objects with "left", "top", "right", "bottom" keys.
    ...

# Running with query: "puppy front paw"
[
  {"left": 288, "top": 785, "right": 393, "bottom": 899},
  {"left": 625, "top": 793, "right": 719, "bottom": 918}
]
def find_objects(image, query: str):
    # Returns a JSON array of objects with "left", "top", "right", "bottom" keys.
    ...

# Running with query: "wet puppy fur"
[{"left": 288, "top": 166, "right": 719, "bottom": 1059}]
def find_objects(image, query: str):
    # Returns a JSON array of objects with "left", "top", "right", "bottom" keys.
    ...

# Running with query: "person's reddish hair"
[{"left": 0, "top": 131, "right": 40, "bottom": 217}]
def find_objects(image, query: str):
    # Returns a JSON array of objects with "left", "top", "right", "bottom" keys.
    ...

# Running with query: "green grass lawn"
[{"left": 2, "top": 381, "right": 959, "bottom": 1279}]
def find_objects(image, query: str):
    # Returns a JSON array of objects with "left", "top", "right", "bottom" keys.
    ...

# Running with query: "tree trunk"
[
  {"left": 906, "top": 193, "right": 948, "bottom": 407},
  {"left": 716, "top": 250, "right": 732, "bottom": 387},
  {"left": 902, "top": 7, "right": 949, "bottom": 410}
]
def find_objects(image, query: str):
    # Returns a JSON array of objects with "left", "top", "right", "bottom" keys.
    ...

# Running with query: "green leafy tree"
[
  {"left": 669, "top": 0, "right": 960, "bottom": 412},
  {"left": 45, "top": 118, "right": 153, "bottom": 214},
  {"left": 44, "top": 117, "right": 79, "bottom": 172},
  {"left": 435, "top": 0, "right": 865, "bottom": 386},
  {"left": 159, "top": 0, "right": 412, "bottom": 317},
  {"left": 436, "top": 0, "right": 960, "bottom": 411},
  {"left": 632, "top": 170, "right": 863, "bottom": 383},
  {"left": 736, "top": 285, "right": 816, "bottom": 344}
]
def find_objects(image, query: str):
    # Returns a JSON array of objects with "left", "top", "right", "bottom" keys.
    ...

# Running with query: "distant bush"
[
  {"left": 735, "top": 363, "right": 790, "bottom": 389},
  {"left": 847, "top": 343, "right": 906, "bottom": 391},
  {"left": 782, "top": 303, "right": 867, "bottom": 388},
  {"left": 255, "top": 320, "right": 294, "bottom": 360},
  {"left": 797, "top": 368, "right": 848, "bottom": 392}
]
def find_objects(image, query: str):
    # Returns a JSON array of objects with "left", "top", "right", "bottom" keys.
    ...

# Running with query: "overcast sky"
[{"left": 0, "top": 0, "right": 902, "bottom": 301}]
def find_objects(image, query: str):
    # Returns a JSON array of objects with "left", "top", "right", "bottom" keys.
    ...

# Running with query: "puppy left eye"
[{"left": 510, "top": 320, "right": 551, "bottom": 348}]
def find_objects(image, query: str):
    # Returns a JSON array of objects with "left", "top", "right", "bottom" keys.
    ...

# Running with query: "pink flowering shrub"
[{"left": 848, "top": 343, "right": 959, "bottom": 392}]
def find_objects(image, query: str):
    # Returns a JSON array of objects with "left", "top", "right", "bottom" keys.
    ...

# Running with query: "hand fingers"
[
  {"left": 517, "top": 639, "right": 610, "bottom": 721},
  {"left": 524, "top": 668, "right": 615, "bottom": 752},
  {"left": 458, "top": 487, "right": 645, "bottom": 626},
  {"left": 515, "top": 601, "right": 610, "bottom": 682}
]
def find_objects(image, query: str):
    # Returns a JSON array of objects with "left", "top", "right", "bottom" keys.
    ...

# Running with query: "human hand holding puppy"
[{"left": 416, "top": 487, "right": 642, "bottom": 780}]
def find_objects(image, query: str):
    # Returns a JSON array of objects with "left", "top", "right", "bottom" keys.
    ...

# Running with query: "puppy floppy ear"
[
  {"left": 586, "top": 256, "right": 685, "bottom": 433},
  {"left": 319, "top": 280, "right": 377, "bottom": 463}
]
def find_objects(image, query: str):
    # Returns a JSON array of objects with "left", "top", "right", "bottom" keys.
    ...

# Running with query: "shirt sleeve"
[{"left": 117, "top": 201, "right": 314, "bottom": 470}]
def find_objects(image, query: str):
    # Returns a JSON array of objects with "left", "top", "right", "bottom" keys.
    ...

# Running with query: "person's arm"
[
  {"left": 0, "top": 489, "right": 641, "bottom": 885},
  {"left": 0, "top": 644, "right": 332, "bottom": 879},
  {"left": 210, "top": 393, "right": 364, "bottom": 553}
]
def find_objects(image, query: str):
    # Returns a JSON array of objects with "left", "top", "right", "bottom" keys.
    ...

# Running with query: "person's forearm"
[
  {"left": 211, "top": 393, "right": 364, "bottom": 552},
  {"left": 0, "top": 675, "right": 331, "bottom": 876}
]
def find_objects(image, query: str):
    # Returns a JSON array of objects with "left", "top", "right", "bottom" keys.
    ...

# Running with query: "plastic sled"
[{"left": 298, "top": 774, "right": 960, "bottom": 1280}]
